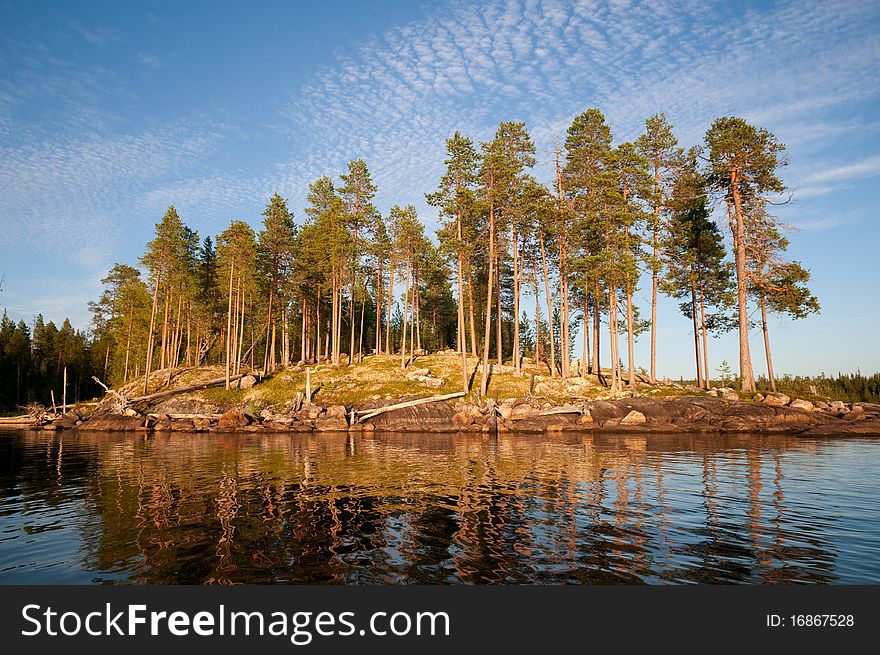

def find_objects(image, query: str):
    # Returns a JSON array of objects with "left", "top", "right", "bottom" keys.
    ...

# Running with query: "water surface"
[{"left": 1, "top": 429, "right": 878, "bottom": 584}]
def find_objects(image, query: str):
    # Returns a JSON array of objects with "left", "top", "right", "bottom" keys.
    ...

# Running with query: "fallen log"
[
  {"left": 0, "top": 415, "right": 36, "bottom": 425},
  {"left": 128, "top": 374, "right": 246, "bottom": 404},
  {"left": 146, "top": 413, "right": 224, "bottom": 420},
  {"left": 536, "top": 405, "right": 587, "bottom": 417},
  {"left": 354, "top": 392, "right": 466, "bottom": 423}
]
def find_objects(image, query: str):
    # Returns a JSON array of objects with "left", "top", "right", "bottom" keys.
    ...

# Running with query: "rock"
[
  {"left": 238, "top": 375, "right": 257, "bottom": 390},
  {"left": 170, "top": 419, "right": 194, "bottom": 431},
  {"left": 534, "top": 382, "right": 551, "bottom": 394},
  {"left": 325, "top": 405, "right": 348, "bottom": 419},
  {"left": 192, "top": 418, "right": 213, "bottom": 432},
  {"left": 718, "top": 387, "right": 739, "bottom": 401},
  {"left": 405, "top": 368, "right": 431, "bottom": 379},
  {"left": 790, "top": 399, "right": 814, "bottom": 412},
  {"left": 620, "top": 410, "right": 647, "bottom": 425},
  {"left": 123, "top": 408, "right": 139, "bottom": 417},
  {"left": 843, "top": 405, "right": 866, "bottom": 421},
  {"left": 79, "top": 414, "right": 146, "bottom": 431},
  {"left": 452, "top": 411, "right": 475, "bottom": 426},
  {"left": 298, "top": 404, "right": 323, "bottom": 420},
  {"left": 578, "top": 411, "right": 593, "bottom": 424},
  {"left": 314, "top": 417, "right": 348, "bottom": 431},
  {"left": 816, "top": 401, "right": 830, "bottom": 410},
  {"left": 260, "top": 407, "right": 275, "bottom": 419},
  {"left": 217, "top": 410, "right": 251, "bottom": 430},
  {"left": 706, "top": 389, "right": 719, "bottom": 397},
  {"left": 52, "top": 413, "right": 80, "bottom": 429},
  {"left": 829, "top": 400, "right": 847, "bottom": 410},
  {"left": 752, "top": 393, "right": 765, "bottom": 402},
  {"left": 763, "top": 393, "right": 791, "bottom": 407},
  {"left": 511, "top": 404, "right": 539, "bottom": 420}
]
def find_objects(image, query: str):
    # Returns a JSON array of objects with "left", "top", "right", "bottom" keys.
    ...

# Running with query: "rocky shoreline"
[{"left": 21, "top": 392, "right": 880, "bottom": 438}]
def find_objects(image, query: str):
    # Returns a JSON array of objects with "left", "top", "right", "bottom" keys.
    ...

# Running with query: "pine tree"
[
  {"left": 636, "top": 113, "right": 682, "bottom": 383},
  {"left": 705, "top": 117, "right": 787, "bottom": 393},
  {"left": 427, "top": 131, "right": 479, "bottom": 392}
]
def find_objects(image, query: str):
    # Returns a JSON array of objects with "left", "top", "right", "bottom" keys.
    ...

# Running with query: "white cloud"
[{"left": 803, "top": 155, "right": 880, "bottom": 185}]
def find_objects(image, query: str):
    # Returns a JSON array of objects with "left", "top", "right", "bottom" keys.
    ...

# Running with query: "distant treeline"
[
  {"left": 0, "top": 312, "right": 100, "bottom": 412},
  {"left": 757, "top": 373, "right": 880, "bottom": 403}
]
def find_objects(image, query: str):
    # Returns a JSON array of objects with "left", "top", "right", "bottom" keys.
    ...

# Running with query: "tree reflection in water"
[{"left": 0, "top": 430, "right": 873, "bottom": 584}]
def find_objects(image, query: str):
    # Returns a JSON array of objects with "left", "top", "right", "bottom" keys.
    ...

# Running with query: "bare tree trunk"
[
  {"left": 479, "top": 189, "right": 496, "bottom": 398},
  {"left": 699, "top": 279, "right": 710, "bottom": 388},
  {"left": 315, "top": 290, "right": 322, "bottom": 364},
  {"left": 457, "top": 210, "right": 468, "bottom": 392},
  {"left": 650, "top": 165, "right": 661, "bottom": 384},
  {"left": 236, "top": 284, "right": 246, "bottom": 375},
  {"left": 467, "top": 270, "right": 478, "bottom": 357},
  {"left": 225, "top": 261, "right": 234, "bottom": 389},
  {"left": 593, "top": 284, "right": 601, "bottom": 377},
  {"left": 263, "top": 290, "right": 274, "bottom": 374},
  {"left": 124, "top": 313, "right": 133, "bottom": 382},
  {"left": 609, "top": 286, "right": 618, "bottom": 392},
  {"left": 582, "top": 295, "right": 590, "bottom": 377},
  {"left": 159, "top": 292, "right": 170, "bottom": 371},
  {"left": 760, "top": 292, "right": 776, "bottom": 392},
  {"left": 358, "top": 290, "right": 365, "bottom": 363},
  {"left": 495, "top": 256, "right": 502, "bottom": 366},
  {"left": 626, "top": 286, "right": 635, "bottom": 387},
  {"left": 539, "top": 228, "right": 555, "bottom": 377},
  {"left": 691, "top": 282, "right": 703, "bottom": 388},
  {"left": 534, "top": 261, "right": 541, "bottom": 368},
  {"left": 401, "top": 258, "right": 410, "bottom": 369},
  {"left": 415, "top": 274, "right": 422, "bottom": 353},
  {"left": 375, "top": 265, "right": 382, "bottom": 355},
  {"left": 386, "top": 262, "right": 394, "bottom": 356},
  {"left": 729, "top": 183, "right": 756, "bottom": 393},
  {"left": 512, "top": 226, "right": 521, "bottom": 375}
]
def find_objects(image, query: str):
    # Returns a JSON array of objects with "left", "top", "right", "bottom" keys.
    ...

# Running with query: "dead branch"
[{"left": 354, "top": 391, "right": 466, "bottom": 423}]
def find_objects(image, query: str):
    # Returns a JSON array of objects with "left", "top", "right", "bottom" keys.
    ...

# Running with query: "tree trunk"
[
  {"left": 225, "top": 261, "right": 234, "bottom": 389},
  {"left": 593, "top": 284, "right": 601, "bottom": 377},
  {"left": 699, "top": 279, "right": 710, "bottom": 388},
  {"left": 626, "top": 286, "right": 635, "bottom": 387},
  {"left": 457, "top": 210, "right": 468, "bottom": 392},
  {"left": 729, "top": 180, "right": 756, "bottom": 393},
  {"left": 467, "top": 269, "right": 478, "bottom": 357},
  {"left": 650, "top": 165, "right": 661, "bottom": 384},
  {"left": 512, "top": 226, "right": 521, "bottom": 374},
  {"left": 401, "top": 257, "right": 410, "bottom": 368},
  {"left": 495, "top": 255, "right": 502, "bottom": 366},
  {"left": 582, "top": 295, "right": 590, "bottom": 377},
  {"left": 263, "top": 290, "right": 274, "bottom": 374},
  {"left": 609, "top": 286, "right": 619, "bottom": 392},
  {"left": 386, "top": 261, "right": 394, "bottom": 356},
  {"left": 760, "top": 292, "right": 776, "bottom": 392},
  {"left": 479, "top": 186, "right": 496, "bottom": 398},
  {"left": 691, "top": 282, "right": 703, "bottom": 388},
  {"left": 539, "top": 228, "right": 556, "bottom": 377}
]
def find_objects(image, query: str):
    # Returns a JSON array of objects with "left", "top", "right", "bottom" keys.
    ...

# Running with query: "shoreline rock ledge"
[{"left": 30, "top": 396, "right": 880, "bottom": 437}]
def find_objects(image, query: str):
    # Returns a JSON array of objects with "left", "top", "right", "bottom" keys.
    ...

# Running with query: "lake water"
[{"left": 1, "top": 429, "right": 878, "bottom": 584}]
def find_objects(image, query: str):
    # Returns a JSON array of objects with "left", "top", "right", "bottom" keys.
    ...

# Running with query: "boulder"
[
  {"left": 763, "top": 393, "right": 790, "bottom": 407},
  {"left": 620, "top": 410, "right": 647, "bottom": 425},
  {"left": 238, "top": 375, "right": 257, "bottom": 390},
  {"left": 80, "top": 414, "right": 145, "bottom": 431},
  {"left": 706, "top": 389, "right": 719, "bottom": 397},
  {"left": 718, "top": 387, "right": 739, "bottom": 401},
  {"left": 404, "top": 368, "right": 432, "bottom": 379},
  {"left": 790, "top": 399, "right": 814, "bottom": 412},
  {"left": 325, "top": 405, "right": 348, "bottom": 419},
  {"left": 216, "top": 410, "right": 251, "bottom": 430},
  {"left": 752, "top": 393, "right": 765, "bottom": 402},
  {"left": 534, "top": 382, "right": 551, "bottom": 394},
  {"left": 314, "top": 417, "right": 348, "bottom": 431}
]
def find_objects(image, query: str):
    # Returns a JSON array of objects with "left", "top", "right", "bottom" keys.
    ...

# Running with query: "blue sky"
[{"left": 1, "top": 0, "right": 878, "bottom": 378}]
